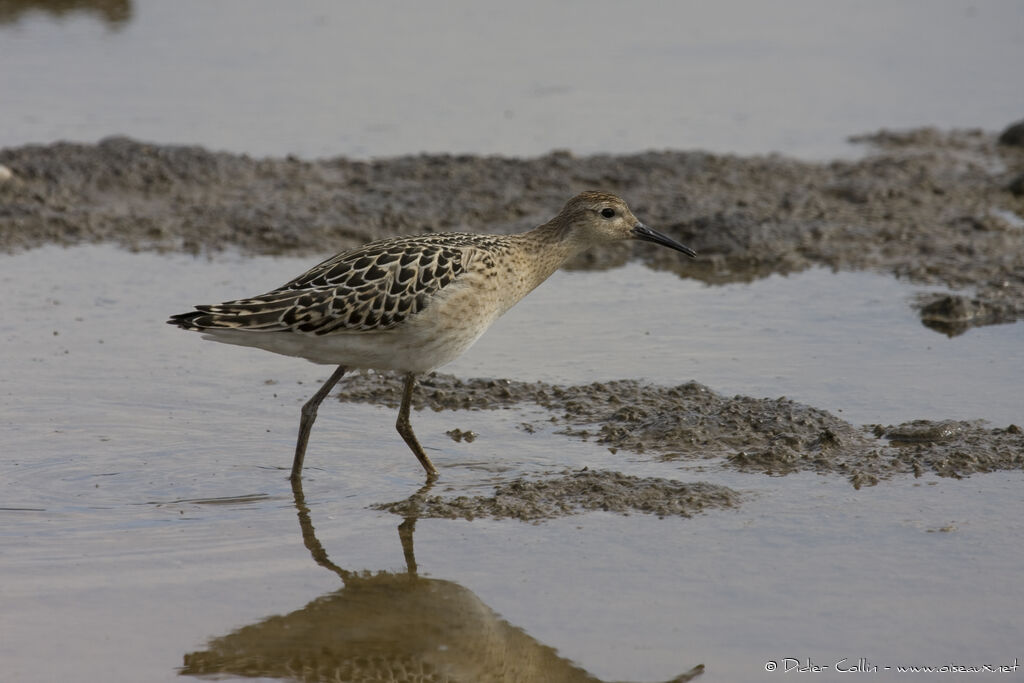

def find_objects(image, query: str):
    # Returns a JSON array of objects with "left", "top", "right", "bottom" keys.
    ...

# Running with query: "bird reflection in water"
[{"left": 180, "top": 479, "right": 704, "bottom": 682}]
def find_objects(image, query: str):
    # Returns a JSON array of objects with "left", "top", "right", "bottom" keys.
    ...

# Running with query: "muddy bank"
[
  {"left": 2, "top": 124, "right": 1023, "bottom": 332},
  {"left": 341, "top": 372, "right": 1024, "bottom": 496}
]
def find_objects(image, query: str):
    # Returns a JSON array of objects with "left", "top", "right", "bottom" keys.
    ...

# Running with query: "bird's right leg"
[
  {"left": 291, "top": 365, "right": 347, "bottom": 481},
  {"left": 396, "top": 372, "right": 439, "bottom": 480}
]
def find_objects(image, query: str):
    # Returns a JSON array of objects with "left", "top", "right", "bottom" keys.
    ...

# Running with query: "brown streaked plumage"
[{"left": 169, "top": 191, "right": 696, "bottom": 481}]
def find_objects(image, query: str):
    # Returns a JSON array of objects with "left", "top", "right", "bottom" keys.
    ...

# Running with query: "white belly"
[{"left": 195, "top": 276, "right": 506, "bottom": 373}]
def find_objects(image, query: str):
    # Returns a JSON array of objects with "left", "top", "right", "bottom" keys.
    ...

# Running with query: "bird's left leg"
[{"left": 395, "top": 372, "right": 439, "bottom": 480}]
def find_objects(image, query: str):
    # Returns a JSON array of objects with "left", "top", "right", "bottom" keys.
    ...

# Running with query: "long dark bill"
[{"left": 631, "top": 222, "right": 697, "bottom": 258}]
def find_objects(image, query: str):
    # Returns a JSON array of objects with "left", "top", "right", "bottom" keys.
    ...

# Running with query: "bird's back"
[
  {"left": 167, "top": 232, "right": 521, "bottom": 371},
  {"left": 169, "top": 232, "right": 514, "bottom": 335}
]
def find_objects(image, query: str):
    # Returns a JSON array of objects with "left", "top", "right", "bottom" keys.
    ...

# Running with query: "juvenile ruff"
[{"left": 169, "top": 191, "right": 696, "bottom": 481}]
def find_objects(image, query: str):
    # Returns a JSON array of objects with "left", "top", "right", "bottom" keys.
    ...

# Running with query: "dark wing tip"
[{"left": 167, "top": 310, "right": 205, "bottom": 329}]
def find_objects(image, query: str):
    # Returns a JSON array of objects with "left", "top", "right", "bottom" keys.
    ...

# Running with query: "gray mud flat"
[
  {"left": 2, "top": 126, "right": 1023, "bottom": 334},
  {"left": 341, "top": 371, "right": 1024, "bottom": 512}
]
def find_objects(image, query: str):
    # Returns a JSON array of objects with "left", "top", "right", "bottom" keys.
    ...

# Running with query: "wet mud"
[
  {"left": 340, "top": 372, "right": 1024, "bottom": 506},
  {"left": 2, "top": 124, "right": 1023, "bottom": 333},
  {"left": 374, "top": 469, "right": 741, "bottom": 522},
  {"left": 3, "top": 125, "right": 1022, "bottom": 520}
]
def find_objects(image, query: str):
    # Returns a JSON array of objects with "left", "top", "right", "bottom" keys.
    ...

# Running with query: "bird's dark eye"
[{"left": 600, "top": 208, "right": 615, "bottom": 218}]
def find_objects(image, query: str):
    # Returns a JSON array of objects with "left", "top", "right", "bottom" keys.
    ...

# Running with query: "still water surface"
[
  {"left": 1, "top": 245, "right": 1021, "bottom": 682},
  {"left": 2, "top": 1, "right": 1022, "bottom": 159}
]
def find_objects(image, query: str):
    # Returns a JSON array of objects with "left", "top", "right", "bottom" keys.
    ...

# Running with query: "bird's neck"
[{"left": 509, "top": 220, "right": 578, "bottom": 293}]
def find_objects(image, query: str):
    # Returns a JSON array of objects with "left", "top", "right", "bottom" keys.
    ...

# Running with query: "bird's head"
[{"left": 555, "top": 191, "right": 696, "bottom": 257}]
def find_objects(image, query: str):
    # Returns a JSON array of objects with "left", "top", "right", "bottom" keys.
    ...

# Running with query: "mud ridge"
[
  {"left": 341, "top": 372, "right": 1024, "bottom": 494},
  {"left": 373, "top": 469, "right": 741, "bottom": 522}
]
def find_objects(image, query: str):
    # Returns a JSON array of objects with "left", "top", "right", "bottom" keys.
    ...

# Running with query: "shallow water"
[
  {"left": 451, "top": 262, "right": 1024, "bottom": 427},
  {"left": 2, "top": 1, "right": 1022, "bottom": 159},
  {"left": 2, "top": 245, "right": 1022, "bottom": 682}
]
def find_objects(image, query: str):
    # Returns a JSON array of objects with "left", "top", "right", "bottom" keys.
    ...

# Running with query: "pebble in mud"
[
  {"left": 445, "top": 428, "right": 478, "bottom": 443},
  {"left": 998, "top": 118, "right": 1024, "bottom": 147},
  {"left": 373, "top": 469, "right": 741, "bottom": 522},
  {"left": 916, "top": 293, "right": 1017, "bottom": 337},
  {"left": 878, "top": 419, "right": 970, "bottom": 444}
]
